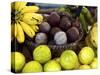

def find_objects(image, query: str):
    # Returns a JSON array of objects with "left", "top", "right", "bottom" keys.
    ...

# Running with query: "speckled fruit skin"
[
  {"left": 78, "top": 47, "right": 95, "bottom": 65},
  {"left": 11, "top": 52, "right": 25, "bottom": 72},
  {"left": 33, "top": 45, "right": 51, "bottom": 64},
  {"left": 22, "top": 61, "right": 43, "bottom": 73},
  {"left": 44, "top": 60, "right": 61, "bottom": 72},
  {"left": 60, "top": 50, "right": 78, "bottom": 70},
  {"left": 79, "top": 65, "right": 91, "bottom": 70}
]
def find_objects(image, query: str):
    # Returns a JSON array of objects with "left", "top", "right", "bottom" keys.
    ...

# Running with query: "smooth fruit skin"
[
  {"left": 22, "top": 61, "right": 43, "bottom": 73},
  {"left": 60, "top": 50, "right": 78, "bottom": 70},
  {"left": 44, "top": 60, "right": 61, "bottom": 72},
  {"left": 90, "top": 57, "right": 98, "bottom": 69},
  {"left": 78, "top": 47, "right": 95, "bottom": 65},
  {"left": 79, "top": 65, "right": 91, "bottom": 70},
  {"left": 11, "top": 52, "right": 25, "bottom": 72},
  {"left": 33, "top": 45, "right": 51, "bottom": 64}
]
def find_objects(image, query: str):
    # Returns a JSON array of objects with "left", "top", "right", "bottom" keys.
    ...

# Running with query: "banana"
[
  {"left": 90, "top": 23, "right": 98, "bottom": 48},
  {"left": 22, "top": 13, "right": 43, "bottom": 25},
  {"left": 14, "top": 1, "right": 27, "bottom": 11},
  {"left": 16, "top": 22, "right": 25, "bottom": 43},
  {"left": 21, "top": 6, "right": 39, "bottom": 14},
  {"left": 30, "top": 25, "right": 39, "bottom": 32},
  {"left": 19, "top": 21, "right": 35, "bottom": 38},
  {"left": 14, "top": 23, "right": 17, "bottom": 37}
]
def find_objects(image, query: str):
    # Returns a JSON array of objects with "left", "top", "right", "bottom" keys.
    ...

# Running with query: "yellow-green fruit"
[
  {"left": 11, "top": 52, "right": 25, "bottom": 72},
  {"left": 90, "top": 23, "right": 98, "bottom": 48},
  {"left": 60, "top": 50, "right": 78, "bottom": 70},
  {"left": 79, "top": 65, "right": 91, "bottom": 70},
  {"left": 44, "top": 60, "right": 61, "bottom": 72},
  {"left": 54, "top": 57, "right": 60, "bottom": 63},
  {"left": 78, "top": 47, "right": 95, "bottom": 64},
  {"left": 33, "top": 45, "right": 51, "bottom": 64},
  {"left": 74, "top": 60, "right": 81, "bottom": 69},
  {"left": 90, "top": 57, "right": 98, "bottom": 69},
  {"left": 22, "top": 61, "right": 43, "bottom": 73}
]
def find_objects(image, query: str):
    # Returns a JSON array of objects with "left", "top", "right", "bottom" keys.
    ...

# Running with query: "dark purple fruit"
[
  {"left": 59, "top": 16, "right": 71, "bottom": 31},
  {"left": 39, "top": 22, "right": 51, "bottom": 33},
  {"left": 47, "top": 12, "right": 60, "bottom": 26},
  {"left": 50, "top": 27, "right": 61, "bottom": 36},
  {"left": 35, "top": 33, "right": 47, "bottom": 44},
  {"left": 72, "top": 18, "right": 80, "bottom": 28},
  {"left": 66, "top": 27, "right": 79, "bottom": 43}
]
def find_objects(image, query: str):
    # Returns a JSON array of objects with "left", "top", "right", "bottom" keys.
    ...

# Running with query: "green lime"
[
  {"left": 78, "top": 47, "right": 95, "bottom": 64},
  {"left": 90, "top": 57, "right": 98, "bottom": 69},
  {"left": 33, "top": 45, "right": 51, "bottom": 64},
  {"left": 11, "top": 52, "right": 25, "bottom": 72},
  {"left": 22, "top": 61, "right": 43, "bottom": 73},
  {"left": 53, "top": 57, "right": 60, "bottom": 63},
  {"left": 79, "top": 65, "right": 91, "bottom": 69},
  {"left": 44, "top": 60, "right": 61, "bottom": 72},
  {"left": 60, "top": 50, "right": 78, "bottom": 70},
  {"left": 74, "top": 60, "right": 81, "bottom": 69}
]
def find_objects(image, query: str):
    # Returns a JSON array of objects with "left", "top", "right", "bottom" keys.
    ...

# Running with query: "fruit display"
[{"left": 11, "top": 2, "right": 98, "bottom": 73}]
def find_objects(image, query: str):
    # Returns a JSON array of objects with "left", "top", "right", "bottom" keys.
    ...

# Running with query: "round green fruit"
[
  {"left": 11, "top": 52, "right": 25, "bottom": 72},
  {"left": 60, "top": 50, "right": 78, "bottom": 70},
  {"left": 44, "top": 60, "right": 61, "bottom": 72},
  {"left": 53, "top": 57, "right": 60, "bottom": 63},
  {"left": 79, "top": 65, "right": 91, "bottom": 70},
  {"left": 33, "top": 45, "right": 51, "bottom": 64},
  {"left": 90, "top": 57, "right": 97, "bottom": 69},
  {"left": 78, "top": 47, "right": 95, "bottom": 64},
  {"left": 22, "top": 61, "right": 43, "bottom": 73}
]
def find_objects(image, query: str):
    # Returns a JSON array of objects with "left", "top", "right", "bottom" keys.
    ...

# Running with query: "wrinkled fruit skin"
[
  {"left": 33, "top": 45, "right": 51, "bottom": 64},
  {"left": 44, "top": 60, "right": 61, "bottom": 72},
  {"left": 78, "top": 47, "right": 95, "bottom": 65},
  {"left": 22, "top": 61, "right": 43, "bottom": 73},
  {"left": 11, "top": 52, "right": 25, "bottom": 72},
  {"left": 60, "top": 50, "right": 78, "bottom": 70}
]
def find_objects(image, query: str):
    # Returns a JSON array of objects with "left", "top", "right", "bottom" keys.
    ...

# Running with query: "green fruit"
[
  {"left": 33, "top": 45, "right": 51, "bottom": 64},
  {"left": 44, "top": 60, "right": 61, "bottom": 72},
  {"left": 78, "top": 47, "right": 95, "bottom": 64},
  {"left": 74, "top": 60, "right": 81, "bottom": 69},
  {"left": 90, "top": 57, "right": 98, "bottom": 69},
  {"left": 79, "top": 65, "right": 91, "bottom": 69},
  {"left": 53, "top": 57, "right": 60, "bottom": 63},
  {"left": 22, "top": 61, "right": 43, "bottom": 73},
  {"left": 11, "top": 52, "right": 25, "bottom": 72},
  {"left": 60, "top": 50, "right": 78, "bottom": 70}
]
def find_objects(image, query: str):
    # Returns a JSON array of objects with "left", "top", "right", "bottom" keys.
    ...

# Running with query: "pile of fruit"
[{"left": 11, "top": 2, "right": 98, "bottom": 73}]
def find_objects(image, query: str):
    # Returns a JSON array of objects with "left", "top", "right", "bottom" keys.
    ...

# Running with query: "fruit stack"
[{"left": 11, "top": 2, "right": 98, "bottom": 73}]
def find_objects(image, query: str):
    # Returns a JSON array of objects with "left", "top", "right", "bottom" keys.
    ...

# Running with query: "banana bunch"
[
  {"left": 85, "top": 23, "right": 98, "bottom": 48},
  {"left": 11, "top": 2, "right": 43, "bottom": 43}
]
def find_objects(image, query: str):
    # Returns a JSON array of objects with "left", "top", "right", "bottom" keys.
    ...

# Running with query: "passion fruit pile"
[{"left": 11, "top": 3, "right": 98, "bottom": 73}]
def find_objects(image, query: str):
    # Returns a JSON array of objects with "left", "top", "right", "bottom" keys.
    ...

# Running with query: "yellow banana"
[
  {"left": 14, "top": 23, "right": 17, "bottom": 37},
  {"left": 30, "top": 25, "right": 39, "bottom": 32},
  {"left": 90, "top": 23, "right": 98, "bottom": 48},
  {"left": 16, "top": 22, "right": 25, "bottom": 43},
  {"left": 21, "top": 6, "right": 39, "bottom": 14},
  {"left": 15, "top": 2, "right": 22, "bottom": 11},
  {"left": 22, "top": 13, "right": 43, "bottom": 25},
  {"left": 19, "top": 21, "right": 35, "bottom": 38},
  {"left": 18, "top": 2, "right": 27, "bottom": 11}
]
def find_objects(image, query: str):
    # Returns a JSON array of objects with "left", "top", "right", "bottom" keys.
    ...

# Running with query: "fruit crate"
[{"left": 11, "top": 1, "right": 98, "bottom": 73}]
